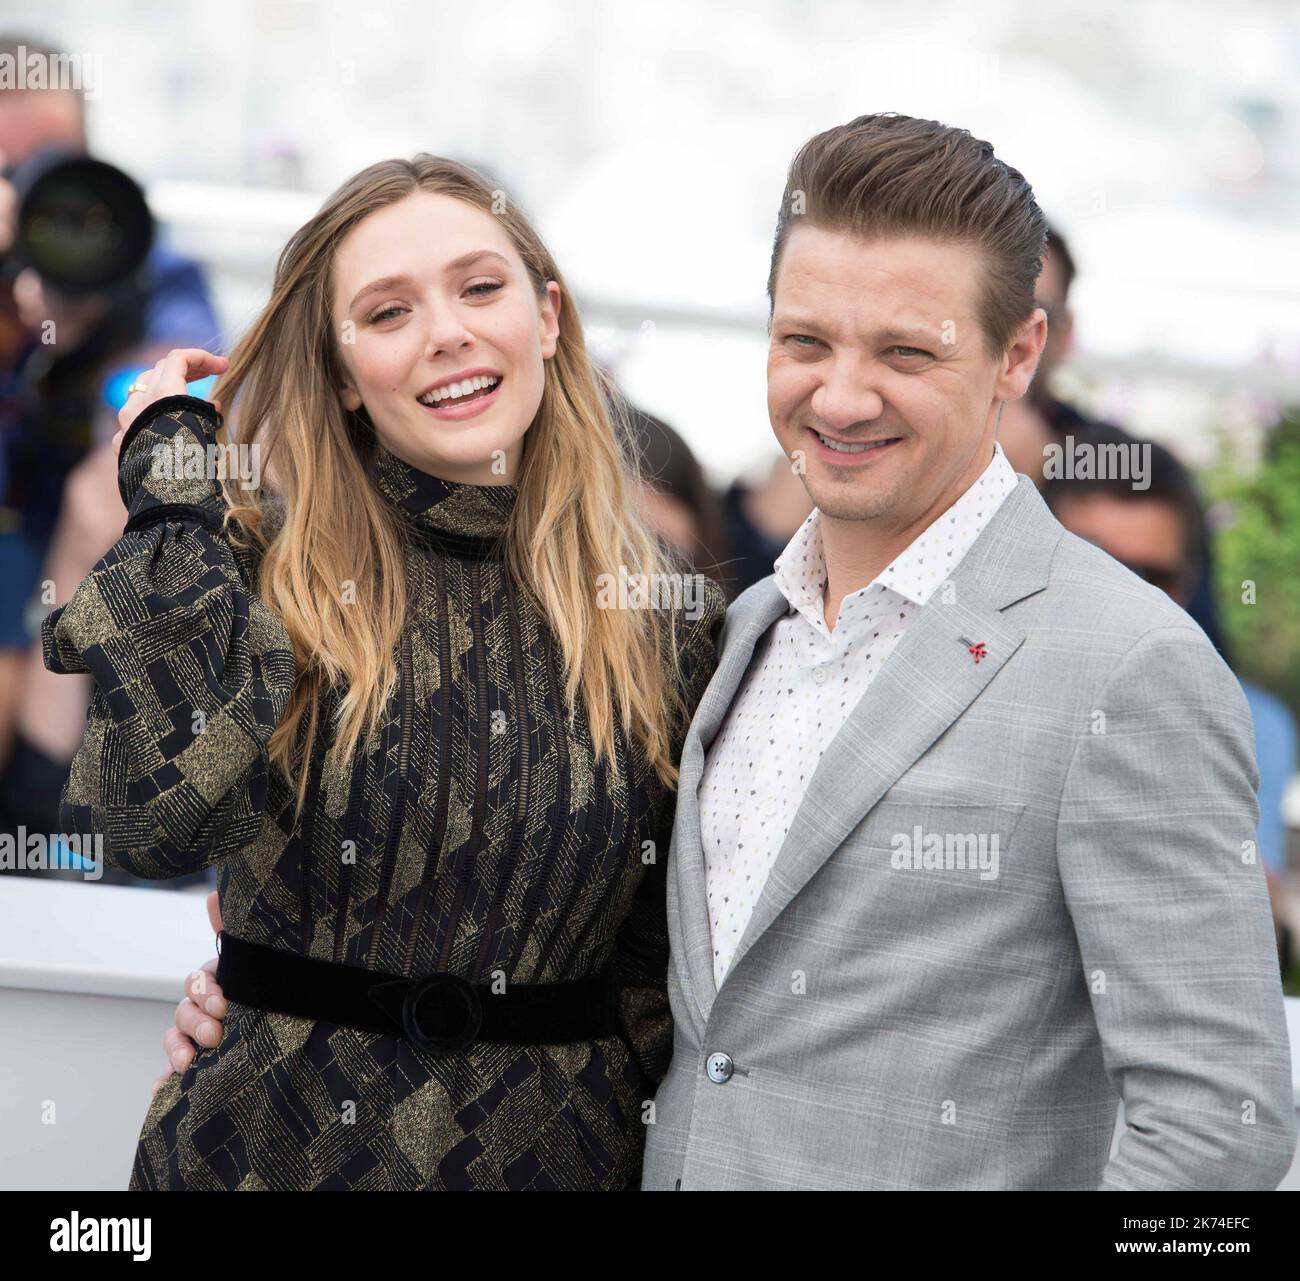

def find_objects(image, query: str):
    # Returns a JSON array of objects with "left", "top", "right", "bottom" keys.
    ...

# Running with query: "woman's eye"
[{"left": 364, "top": 282, "right": 501, "bottom": 323}]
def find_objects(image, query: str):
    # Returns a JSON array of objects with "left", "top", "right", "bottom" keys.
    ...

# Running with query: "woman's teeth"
[
  {"left": 817, "top": 432, "right": 895, "bottom": 454},
  {"left": 418, "top": 374, "right": 501, "bottom": 405}
]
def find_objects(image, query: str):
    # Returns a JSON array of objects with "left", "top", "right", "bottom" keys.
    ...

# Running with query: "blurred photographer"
[{"left": 0, "top": 33, "right": 218, "bottom": 886}]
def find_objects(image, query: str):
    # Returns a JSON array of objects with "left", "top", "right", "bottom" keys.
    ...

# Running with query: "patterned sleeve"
[
  {"left": 611, "top": 574, "right": 727, "bottom": 1095},
  {"left": 40, "top": 395, "right": 297, "bottom": 879}
]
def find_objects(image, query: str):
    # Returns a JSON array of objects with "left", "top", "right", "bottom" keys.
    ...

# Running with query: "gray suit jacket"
[{"left": 642, "top": 476, "right": 1296, "bottom": 1190}]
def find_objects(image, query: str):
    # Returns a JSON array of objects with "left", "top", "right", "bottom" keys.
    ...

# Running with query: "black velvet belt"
[{"left": 214, "top": 931, "right": 621, "bottom": 1054}]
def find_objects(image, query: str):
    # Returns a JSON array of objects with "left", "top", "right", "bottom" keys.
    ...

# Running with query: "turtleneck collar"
[{"left": 374, "top": 441, "right": 518, "bottom": 557}]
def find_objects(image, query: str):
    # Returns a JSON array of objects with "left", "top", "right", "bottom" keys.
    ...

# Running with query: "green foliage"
[{"left": 1208, "top": 405, "right": 1300, "bottom": 715}]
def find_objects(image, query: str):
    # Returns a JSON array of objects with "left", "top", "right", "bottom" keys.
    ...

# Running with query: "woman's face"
[{"left": 331, "top": 190, "right": 561, "bottom": 485}]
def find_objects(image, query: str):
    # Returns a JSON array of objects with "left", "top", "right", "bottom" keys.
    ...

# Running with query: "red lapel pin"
[{"left": 957, "top": 636, "right": 987, "bottom": 664}]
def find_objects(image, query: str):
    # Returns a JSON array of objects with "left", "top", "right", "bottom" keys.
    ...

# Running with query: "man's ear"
[
  {"left": 538, "top": 281, "right": 562, "bottom": 359},
  {"left": 997, "top": 306, "right": 1048, "bottom": 401}
]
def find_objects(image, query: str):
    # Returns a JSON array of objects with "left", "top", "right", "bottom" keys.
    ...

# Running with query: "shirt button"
[
  {"left": 762, "top": 795, "right": 777, "bottom": 817},
  {"left": 813, "top": 666, "right": 829, "bottom": 685},
  {"left": 706, "top": 1052, "right": 734, "bottom": 1084}
]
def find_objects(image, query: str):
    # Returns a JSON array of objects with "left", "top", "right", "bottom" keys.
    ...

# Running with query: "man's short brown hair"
[{"left": 767, "top": 113, "right": 1047, "bottom": 360}]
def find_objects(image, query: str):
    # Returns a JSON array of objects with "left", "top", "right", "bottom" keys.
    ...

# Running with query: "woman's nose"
[{"left": 422, "top": 302, "right": 474, "bottom": 358}]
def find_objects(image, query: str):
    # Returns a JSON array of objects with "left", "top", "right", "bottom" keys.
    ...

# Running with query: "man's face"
[
  {"left": 767, "top": 226, "right": 1045, "bottom": 532},
  {"left": 0, "top": 90, "right": 83, "bottom": 168},
  {"left": 1051, "top": 492, "right": 1193, "bottom": 605}
]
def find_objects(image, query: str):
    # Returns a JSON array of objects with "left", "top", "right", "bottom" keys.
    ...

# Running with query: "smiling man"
[{"left": 641, "top": 113, "right": 1296, "bottom": 1190}]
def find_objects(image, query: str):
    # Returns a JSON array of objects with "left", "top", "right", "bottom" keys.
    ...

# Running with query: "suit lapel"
[
  {"left": 669, "top": 579, "right": 787, "bottom": 1029},
  {"left": 670, "top": 477, "right": 1063, "bottom": 1021},
  {"left": 723, "top": 581, "right": 1022, "bottom": 982},
  {"left": 721, "top": 477, "right": 1062, "bottom": 990}
]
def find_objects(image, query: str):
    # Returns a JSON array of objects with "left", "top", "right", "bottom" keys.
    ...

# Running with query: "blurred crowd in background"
[{"left": 0, "top": 10, "right": 1297, "bottom": 989}]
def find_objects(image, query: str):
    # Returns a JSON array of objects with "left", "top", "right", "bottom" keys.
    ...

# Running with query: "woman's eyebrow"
[
  {"left": 349, "top": 251, "right": 511, "bottom": 310},
  {"left": 349, "top": 274, "right": 415, "bottom": 310},
  {"left": 445, "top": 249, "right": 510, "bottom": 273}
]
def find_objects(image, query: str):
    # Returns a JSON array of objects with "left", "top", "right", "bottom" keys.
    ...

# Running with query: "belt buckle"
[{"left": 400, "top": 973, "right": 482, "bottom": 1053}]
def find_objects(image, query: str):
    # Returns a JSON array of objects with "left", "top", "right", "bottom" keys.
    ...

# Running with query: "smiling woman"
[
  {"left": 40, "top": 154, "right": 727, "bottom": 1190},
  {"left": 332, "top": 218, "right": 559, "bottom": 484}
]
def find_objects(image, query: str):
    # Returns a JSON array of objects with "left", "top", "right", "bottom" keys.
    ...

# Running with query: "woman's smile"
[{"left": 415, "top": 370, "right": 505, "bottom": 421}]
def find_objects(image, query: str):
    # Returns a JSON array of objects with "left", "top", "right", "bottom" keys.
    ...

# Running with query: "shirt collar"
[
  {"left": 773, "top": 441, "right": 1019, "bottom": 622},
  {"left": 374, "top": 441, "right": 517, "bottom": 541}
]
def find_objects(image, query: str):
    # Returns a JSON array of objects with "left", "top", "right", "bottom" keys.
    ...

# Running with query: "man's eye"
[
  {"left": 891, "top": 346, "right": 930, "bottom": 358},
  {"left": 786, "top": 335, "right": 821, "bottom": 347}
]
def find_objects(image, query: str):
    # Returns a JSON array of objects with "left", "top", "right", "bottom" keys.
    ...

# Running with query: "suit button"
[{"left": 706, "top": 1052, "right": 734, "bottom": 1083}]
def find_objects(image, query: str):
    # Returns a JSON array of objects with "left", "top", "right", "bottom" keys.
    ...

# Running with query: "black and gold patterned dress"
[{"left": 41, "top": 395, "right": 725, "bottom": 1190}]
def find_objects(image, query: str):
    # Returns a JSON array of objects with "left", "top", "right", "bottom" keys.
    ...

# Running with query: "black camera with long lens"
[
  {"left": 1, "top": 145, "right": 153, "bottom": 295},
  {"left": 0, "top": 148, "right": 157, "bottom": 537}
]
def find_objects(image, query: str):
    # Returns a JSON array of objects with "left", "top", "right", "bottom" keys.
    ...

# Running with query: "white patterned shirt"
[{"left": 700, "top": 443, "right": 1020, "bottom": 988}]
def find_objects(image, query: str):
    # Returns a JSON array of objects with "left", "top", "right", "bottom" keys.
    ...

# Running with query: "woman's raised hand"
[{"left": 112, "top": 348, "right": 228, "bottom": 461}]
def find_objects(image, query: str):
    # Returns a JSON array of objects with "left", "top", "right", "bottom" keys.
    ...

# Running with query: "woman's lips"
[
  {"left": 418, "top": 378, "right": 504, "bottom": 421},
  {"left": 804, "top": 426, "right": 903, "bottom": 465}
]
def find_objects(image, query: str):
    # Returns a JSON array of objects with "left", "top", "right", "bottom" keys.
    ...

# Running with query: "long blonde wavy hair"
[{"left": 209, "top": 155, "right": 692, "bottom": 822}]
